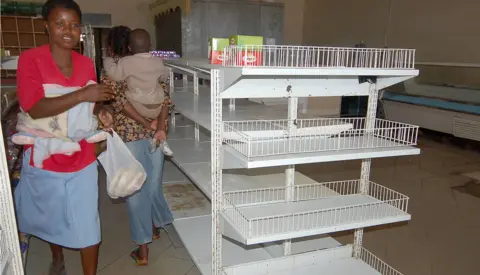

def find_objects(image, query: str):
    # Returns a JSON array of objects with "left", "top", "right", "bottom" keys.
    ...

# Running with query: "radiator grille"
[{"left": 453, "top": 117, "right": 480, "bottom": 141}]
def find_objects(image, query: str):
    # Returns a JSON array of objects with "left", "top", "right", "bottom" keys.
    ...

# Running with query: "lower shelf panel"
[
  {"left": 173, "top": 215, "right": 341, "bottom": 275},
  {"left": 222, "top": 180, "right": 411, "bottom": 245},
  {"left": 224, "top": 244, "right": 402, "bottom": 275}
]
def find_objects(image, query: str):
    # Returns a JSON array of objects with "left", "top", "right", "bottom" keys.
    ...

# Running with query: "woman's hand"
[
  {"left": 79, "top": 84, "right": 115, "bottom": 103},
  {"left": 98, "top": 108, "right": 114, "bottom": 131},
  {"left": 141, "top": 119, "right": 155, "bottom": 131},
  {"left": 154, "top": 130, "right": 167, "bottom": 141},
  {"left": 150, "top": 119, "right": 158, "bottom": 130}
]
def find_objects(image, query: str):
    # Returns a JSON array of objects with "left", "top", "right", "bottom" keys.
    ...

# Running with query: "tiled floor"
[{"left": 25, "top": 136, "right": 480, "bottom": 275}]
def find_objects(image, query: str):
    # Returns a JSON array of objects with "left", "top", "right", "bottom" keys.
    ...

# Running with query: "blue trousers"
[{"left": 125, "top": 139, "right": 173, "bottom": 245}]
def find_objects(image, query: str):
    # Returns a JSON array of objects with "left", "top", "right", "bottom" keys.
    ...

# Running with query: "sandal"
[
  {"left": 153, "top": 227, "right": 161, "bottom": 240},
  {"left": 130, "top": 247, "right": 148, "bottom": 266},
  {"left": 49, "top": 262, "right": 67, "bottom": 275}
]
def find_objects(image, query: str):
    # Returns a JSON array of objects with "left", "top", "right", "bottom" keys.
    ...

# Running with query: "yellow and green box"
[
  {"left": 229, "top": 35, "right": 264, "bottom": 46},
  {"left": 228, "top": 35, "right": 264, "bottom": 66},
  {"left": 208, "top": 38, "right": 229, "bottom": 64}
]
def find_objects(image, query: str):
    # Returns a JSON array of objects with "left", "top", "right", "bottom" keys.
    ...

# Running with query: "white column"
[
  {"left": 353, "top": 81, "right": 378, "bottom": 258},
  {"left": 210, "top": 70, "right": 223, "bottom": 275},
  {"left": 283, "top": 97, "right": 298, "bottom": 256}
]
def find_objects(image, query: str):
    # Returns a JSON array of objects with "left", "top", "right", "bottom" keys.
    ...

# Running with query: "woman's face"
[{"left": 45, "top": 7, "right": 81, "bottom": 50}]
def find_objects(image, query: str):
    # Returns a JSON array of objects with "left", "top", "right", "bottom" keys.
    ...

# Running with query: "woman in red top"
[{"left": 14, "top": 1, "right": 114, "bottom": 274}]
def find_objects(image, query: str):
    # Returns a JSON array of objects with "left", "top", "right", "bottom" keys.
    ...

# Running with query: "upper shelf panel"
[
  {"left": 165, "top": 46, "right": 419, "bottom": 99},
  {"left": 168, "top": 45, "right": 417, "bottom": 69},
  {"left": 171, "top": 89, "right": 421, "bottom": 168},
  {"left": 166, "top": 45, "right": 418, "bottom": 75},
  {"left": 166, "top": 58, "right": 419, "bottom": 78}
]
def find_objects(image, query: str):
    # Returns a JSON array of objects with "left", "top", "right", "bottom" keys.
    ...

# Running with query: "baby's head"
[{"left": 128, "top": 28, "right": 151, "bottom": 54}]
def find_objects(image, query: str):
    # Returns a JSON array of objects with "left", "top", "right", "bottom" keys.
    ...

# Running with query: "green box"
[
  {"left": 208, "top": 38, "right": 229, "bottom": 64},
  {"left": 229, "top": 35, "right": 264, "bottom": 46}
]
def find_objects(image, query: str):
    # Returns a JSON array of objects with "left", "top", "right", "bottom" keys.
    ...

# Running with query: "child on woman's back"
[{"left": 103, "top": 28, "right": 173, "bottom": 156}]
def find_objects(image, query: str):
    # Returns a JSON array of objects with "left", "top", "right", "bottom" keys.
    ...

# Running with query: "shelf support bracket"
[
  {"left": 354, "top": 80, "right": 378, "bottom": 258},
  {"left": 192, "top": 78, "right": 200, "bottom": 143},
  {"left": 211, "top": 69, "right": 223, "bottom": 275},
  {"left": 168, "top": 67, "right": 176, "bottom": 128},
  {"left": 169, "top": 67, "right": 174, "bottom": 92},
  {"left": 283, "top": 96, "right": 298, "bottom": 256},
  {"left": 194, "top": 72, "right": 199, "bottom": 95},
  {"left": 195, "top": 123, "right": 200, "bottom": 143}
]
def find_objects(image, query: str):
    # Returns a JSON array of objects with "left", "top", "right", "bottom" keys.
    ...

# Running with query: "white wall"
[{"left": 302, "top": 0, "right": 480, "bottom": 87}]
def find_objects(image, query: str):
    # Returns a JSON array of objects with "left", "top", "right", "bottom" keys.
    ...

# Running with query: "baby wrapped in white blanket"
[{"left": 11, "top": 80, "right": 108, "bottom": 168}]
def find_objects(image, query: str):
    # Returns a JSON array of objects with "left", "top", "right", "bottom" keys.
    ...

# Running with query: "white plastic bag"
[{"left": 98, "top": 131, "right": 146, "bottom": 199}]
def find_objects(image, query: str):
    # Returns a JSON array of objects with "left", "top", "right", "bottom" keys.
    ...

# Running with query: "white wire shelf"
[
  {"left": 222, "top": 180, "right": 410, "bottom": 245},
  {"left": 174, "top": 215, "right": 342, "bottom": 275},
  {"left": 168, "top": 139, "right": 245, "bottom": 170},
  {"left": 167, "top": 136, "right": 324, "bottom": 200},
  {"left": 223, "top": 118, "right": 419, "bottom": 159},
  {"left": 223, "top": 244, "right": 402, "bottom": 275},
  {"left": 166, "top": 58, "right": 419, "bottom": 79},
  {"left": 168, "top": 96, "right": 421, "bottom": 168},
  {"left": 171, "top": 86, "right": 299, "bottom": 132},
  {"left": 222, "top": 45, "right": 415, "bottom": 69},
  {"left": 168, "top": 125, "right": 210, "bottom": 142}
]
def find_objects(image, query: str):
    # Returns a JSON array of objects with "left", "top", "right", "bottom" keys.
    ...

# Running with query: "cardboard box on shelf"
[
  {"left": 208, "top": 38, "right": 229, "bottom": 64},
  {"left": 229, "top": 35, "right": 264, "bottom": 66},
  {"left": 229, "top": 35, "right": 263, "bottom": 46}
]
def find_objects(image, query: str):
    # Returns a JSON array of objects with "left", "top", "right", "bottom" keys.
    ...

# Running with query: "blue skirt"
[{"left": 14, "top": 149, "right": 101, "bottom": 249}]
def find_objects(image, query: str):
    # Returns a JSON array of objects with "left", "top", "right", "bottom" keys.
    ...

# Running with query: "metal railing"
[
  {"left": 222, "top": 45, "right": 416, "bottom": 69},
  {"left": 360, "top": 247, "right": 403, "bottom": 275},
  {"left": 223, "top": 118, "right": 419, "bottom": 158},
  {"left": 222, "top": 180, "right": 409, "bottom": 240}
]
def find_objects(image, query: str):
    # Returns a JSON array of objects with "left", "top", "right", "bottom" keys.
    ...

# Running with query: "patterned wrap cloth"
[{"left": 99, "top": 69, "right": 174, "bottom": 143}]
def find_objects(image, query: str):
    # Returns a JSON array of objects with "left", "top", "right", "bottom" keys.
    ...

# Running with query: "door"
[{"left": 155, "top": 7, "right": 182, "bottom": 55}]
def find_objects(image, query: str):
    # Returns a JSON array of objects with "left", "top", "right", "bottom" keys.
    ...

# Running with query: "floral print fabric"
[{"left": 99, "top": 70, "right": 173, "bottom": 143}]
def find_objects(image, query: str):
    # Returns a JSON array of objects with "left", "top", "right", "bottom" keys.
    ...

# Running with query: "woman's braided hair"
[{"left": 106, "top": 26, "right": 131, "bottom": 57}]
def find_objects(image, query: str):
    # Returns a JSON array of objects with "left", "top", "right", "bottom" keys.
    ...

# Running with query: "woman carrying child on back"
[{"left": 100, "top": 26, "right": 174, "bottom": 266}]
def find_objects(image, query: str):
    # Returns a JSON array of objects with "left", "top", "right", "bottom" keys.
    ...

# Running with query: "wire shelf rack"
[
  {"left": 222, "top": 180, "right": 409, "bottom": 242},
  {"left": 222, "top": 245, "right": 403, "bottom": 275},
  {"left": 221, "top": 45, "right": 416, "bottom": 69},
  {"left": 359, "top": 246, "right": 403, "bottom": 275},
  {"left": 223, "top": 118, "right": 419, "bottom": 158}
]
